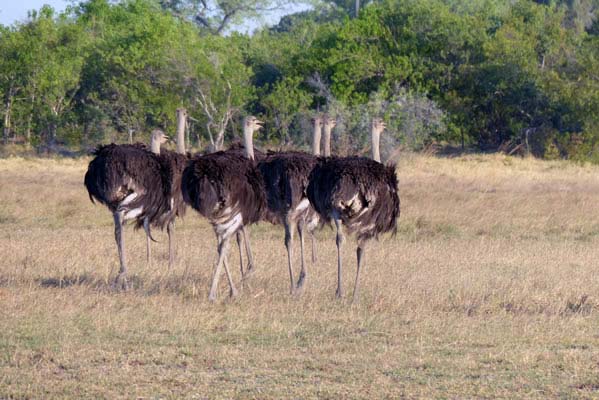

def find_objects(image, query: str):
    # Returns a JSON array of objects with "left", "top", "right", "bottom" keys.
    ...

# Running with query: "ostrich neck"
[
  {"left": 323, "top": 125, "right": 332, "bottom": 157},
  {"left": 151, "top": 140, "right": 161, "bottom": 155},
  {"left": 371, "top": 130, "right": 381, "bottom": 163},
  {"left": 243, "top": 126, "right": 255, "bottom": 160},
  {"left": 176, "top": 109, "right": 186, "bottom": 154},
  {"left": 312, "top": 124, "right": 322, "bottom": 156}
]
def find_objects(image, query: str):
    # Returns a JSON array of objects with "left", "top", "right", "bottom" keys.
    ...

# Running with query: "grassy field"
[{"left": 1, "top": 153, "right": 599, "bottom": 398}]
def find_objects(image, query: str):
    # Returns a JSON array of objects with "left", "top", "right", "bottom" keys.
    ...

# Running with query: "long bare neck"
[
  {"left": 243, "top": 125, "right": 255, "bottom": 160},
  {"left": 176, "top": 108, "right": 186, "bottom": 154},
  {"left": 151, "top": 137, "right": 161, "bottom": 155},
  {"left": 312, "top": 123, "right": 322, "bottom": 156},
  {"left": 371, "top": 128, "right": 381, "bottom": 163},
  {"left": 323, "top": 123, "right": 332, "bottom": 157}
]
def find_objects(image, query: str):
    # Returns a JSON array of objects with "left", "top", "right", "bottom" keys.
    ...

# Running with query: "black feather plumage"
[
  {"left": 307, "top": 156, "right": 400, "bottom": 241},
  {"left": 258, "top": 151, "right": 319, "bottom": 224},
  {"left": 182, "top": 150, "right": 271, "bottom": 228},
  {"left": 84, "top": 143, "right": 186, "bottom": 230}
]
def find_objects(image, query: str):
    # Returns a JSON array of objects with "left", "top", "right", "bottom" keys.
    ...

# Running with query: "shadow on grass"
[
  {"left": 37, "top": 273, "right": 97, "bottom": 288},
  {"left": 35, "top": 271, "right": 209, "bottom": 299},
  {"left": 37, "top": 273, "right": 147, "bottom": 291}
]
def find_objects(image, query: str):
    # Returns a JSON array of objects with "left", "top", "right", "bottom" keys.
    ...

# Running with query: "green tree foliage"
[
  {"left": 1, "top": 6, "right": 89, "bottom": 147},
  {"left": 2, "top": 0, "right": 599, "bottom": 161}
]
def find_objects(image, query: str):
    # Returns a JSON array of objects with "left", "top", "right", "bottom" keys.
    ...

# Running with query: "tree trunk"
[
  {"left": 355, "top": 0, "right": 360, "bottom": 18},
  {"left": 26, "top": 88, "right": 36, "bottom": 146},
  {"left": 206, "top": 123, "right": 216, "bottom": 151},
  {"left": 49, "top": 121, "right": 57, "bottom": 146},
  {"left": 3, "top": 90, "right": 13, "bottom": 145},
  {"left": 49, "top": 102, "right": 63, "bottom": 147},
  {"left": 26, "top": 114, "right": 33, "bottom": 146}
]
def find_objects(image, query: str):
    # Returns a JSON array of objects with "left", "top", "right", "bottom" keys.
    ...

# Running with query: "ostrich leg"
[
  {"left": 242, "top": 226, "right": 255, "bottom": 276},
  {"left": 167, "top": 220, "right": 175, "bottom": 269},
  {"left": 310, "top": 232, "right": 317, "bottom": 264},
  {"left": 296, "top": 220, "right": 307, "bottom": 291},
  {"left": 208, "top": 234, "right": 237, "bottom": 302},
  {"left": 236, "top": 230, "right": 245, "bottom": 278},
  {"left": 353, "top": 241, "right": 366, "bottom": 303},
  {"left": 223, "top": 248, "right": 239, "bottom": 299},
  {"left": 113, "top": 211, "right": 129, "bottom": 290},
  {"left": 334, "top": 217, "right": 344, "bottom": 298},
  {"left": 143, "top": 217, "right": 151, "bottom": 267},
  {"left": 284, "top": 218, "right": 296, "bottom": 295},
  {"left": 208, "top": 235, "right": 226, "bottom": 302}
]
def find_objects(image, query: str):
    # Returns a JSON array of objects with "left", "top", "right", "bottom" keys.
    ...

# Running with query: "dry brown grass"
[{"left": 1, "top": 153, "right": 599, "bottom": 398}]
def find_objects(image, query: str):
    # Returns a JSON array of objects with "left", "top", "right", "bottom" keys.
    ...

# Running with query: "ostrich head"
[
  {"left": 323, "top": 114, "right": 337, "bottom": 130},
  {"left": 372, "top": 118, "right": 386, "bottom": 134},
  {"left": 371, "top": 118, "right": 386, "bottom": 163},
  {"left": 312, "top": 115, "right": 323, "bottom": 129},
  {"left": 176, "top": 108, "right": 188, "bottom": 118},
  {"left": 322, "top": 114, "right": 336, "bottom": 157},
  {"left": 244, "top": 115, "right": 263, "bottom": 132},
  {"left": 150, "top": 129, "right": 170, "bottom": 154},
  {"left": 311, "top": 115, "right": 323, "bottom": 156},
  {"left": 243, "top": 116, "right": 263, "bottom": 160}
]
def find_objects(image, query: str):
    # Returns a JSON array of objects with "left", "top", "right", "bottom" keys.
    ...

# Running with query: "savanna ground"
[{"left": 1, "top": 153, "right": 599, "bottom": 399}]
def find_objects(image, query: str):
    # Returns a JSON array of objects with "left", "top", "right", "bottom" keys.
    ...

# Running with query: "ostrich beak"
[{"left": 255, "top": 119, "right": 264, "bottom": 129}]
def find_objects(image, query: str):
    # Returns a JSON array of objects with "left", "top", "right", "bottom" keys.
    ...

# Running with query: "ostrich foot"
[
  {"left": 113, "top": 273, "right": 130, "bottom": 291},
  {"left": 243, "top": 263, "right": 256, "bottom": 279},
  {"left": 208, "top": 292, "right": 218, "bottom": 303},
  {"left": 294, "top": 286, "right": 305, "bottom": 297},
  {"left": 296, "top": 272, "right": 306, "bottom": 291}
]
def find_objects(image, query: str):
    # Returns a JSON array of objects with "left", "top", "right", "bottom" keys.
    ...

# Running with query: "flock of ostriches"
[{"left": 84, "top": 110, "right": 400, "bottom": 303}]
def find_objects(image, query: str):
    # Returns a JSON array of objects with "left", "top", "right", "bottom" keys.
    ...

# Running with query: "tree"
[
  {"left": 75, "top": 0, "right": 197, "bottom": 143},
  {"left": 317, "top": 0, "right": 376, "bottom": 17},
  {"left": 0, "top": 6, "right": 89, "bottom": 146},
  {"left": 260, "top": 76, "right": 312, "bottom": 144},
  {"left": 187, "top": 35, "right": 254, "bottom": 150},
  {"left": 34, "top": 8, "right": 88, "bottom": 145},
  {"left": 159, "top": 0, "right": 310, "bottom": 35},
  {"left": 0, "top": 26, "right": 24, "bottom": 144}
]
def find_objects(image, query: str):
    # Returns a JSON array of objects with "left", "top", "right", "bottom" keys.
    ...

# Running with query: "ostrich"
[
  {"left": 307, "top": 118, "right": 400, "bottom": 302},
  {"left": 84, "top": 128, "right": 187, "bottom": 288},
  {"left": 181, "top": 116, "right": 269, "bottom": 302},
  {"left": 221, "top": 138, "right": 267, "bottom": 279},
  {"left": 224, "top": 116, "right": 324, "bottom": 284},
  {"left": 257, "top": 115, "right": 325, "bottom": 295}
]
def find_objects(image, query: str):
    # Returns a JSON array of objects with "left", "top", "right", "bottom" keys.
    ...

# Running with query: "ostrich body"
[
  {"left": 181, "top": 116, "right": 269, "bottom": 301},
  {"left": 256, "top": 116, "right": 324, "bottom": 294},
  {"left": 258, "top": 151, "right": 321, "bottom": 294},
  {"left": 84, "top": 130, "right": 187, "bottom": 288},
  {"left": 307, "top": 119, "right": 400, "bottom": 301}
]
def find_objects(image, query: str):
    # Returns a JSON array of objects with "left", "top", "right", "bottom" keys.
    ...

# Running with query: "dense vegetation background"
[{"left": 1, "top": 0, "right": 598, "bottom": 160}]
